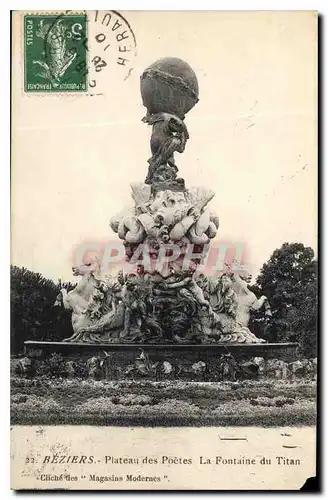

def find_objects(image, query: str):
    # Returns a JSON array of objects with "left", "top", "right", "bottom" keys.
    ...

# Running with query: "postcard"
[{"left": 10, "top": 10, "right": 317, "bottom": 490}]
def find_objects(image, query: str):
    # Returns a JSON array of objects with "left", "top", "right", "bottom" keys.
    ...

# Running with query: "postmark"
[
  {"left": 89, "top": 10, "right": 137, "bottom": 87},
  {"left": 23, "top": 11, "right": 138, "bottom": 95},
  {"left": 24, "top": 13, "right": 88, "bottom": 93}
]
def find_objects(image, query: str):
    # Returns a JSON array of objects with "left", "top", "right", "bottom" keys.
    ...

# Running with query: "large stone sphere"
[{"left": 140, "top": 57, "right": 199, "bottom": 119}]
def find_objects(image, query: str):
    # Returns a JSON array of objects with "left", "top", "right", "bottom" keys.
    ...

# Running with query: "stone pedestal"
[{"left": 24, "top": 340, "right": 299, "bottom": 361}]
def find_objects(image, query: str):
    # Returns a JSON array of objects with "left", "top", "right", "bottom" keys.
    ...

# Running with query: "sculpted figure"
[
  {"left": 54, "top": 255, "right": 103, "bottom": 335},
  {"left": 195, "top": 274, "right": 238, "bottom": 337},
  {"left": 205, "top": 274, "right": 237, "bottom": 317},
  {"left": 229, "top": 272, "right": 272, "bottom": 327},
  {"left": 69, "top": 277, "right": 125, "bottom": 342},
  {"left": 110, "top": 184, "right": 219, "bottom": 249},
  {"left": 142, "top": 113, "right": 189, "bottom": 184},
  {"left": 186, "top": 188, "right": 219, "bottom": 243},
  {"left": 196, "top": 273, "right": 266, "bottom": 343},
  {"left": 147, "top": 270, "right": 198, "bottom": 342},
  {"left": 188, "top": 209, "right": 219, "bottom": 243},
  {"left": 146, "top": 187, "right": 219, "bottom": 243},
  {"left": 156, "top": 267, "right": 209, "bottom": 310},
  {"left": 120, "top": 273, "right": 163, "bottom": 341},
  {"left": 54, "top": 256, "right": 125, "bottom": 342},
  {"left": 110, "top": 211, "right": 145, "bottom": 244}
]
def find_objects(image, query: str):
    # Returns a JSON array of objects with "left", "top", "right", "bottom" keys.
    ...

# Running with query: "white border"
[{"left": 2, "top": 1, "right": 324, "bottom": 498}]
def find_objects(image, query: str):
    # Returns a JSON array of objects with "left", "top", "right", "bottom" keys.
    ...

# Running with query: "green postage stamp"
[{"left": 24, "top": 13, "right": 88, "bottom": 92}]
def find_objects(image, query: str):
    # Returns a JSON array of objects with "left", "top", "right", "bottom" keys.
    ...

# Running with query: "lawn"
[{"left": 11, "top": 377, "right": 316, "bottom": 427}]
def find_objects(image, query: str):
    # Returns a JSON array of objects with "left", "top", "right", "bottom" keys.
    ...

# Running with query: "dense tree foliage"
[
  {"left": 255, "top": 243, "right": 318, "bottom": 356},
  {"left": 10, "top": 266, "right": 75, "bottom": 354}
]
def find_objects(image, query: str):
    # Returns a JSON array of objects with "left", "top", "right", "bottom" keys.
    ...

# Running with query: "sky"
[{"left": 11, "top": 11, "right": 317, "bottom": 283}]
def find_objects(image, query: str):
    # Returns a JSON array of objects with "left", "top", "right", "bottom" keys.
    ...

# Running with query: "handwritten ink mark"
[
  {"left": 219, "top": 436, "right": 248, "bottom": 441},
  {"left": 124, "top": 67, "right": 134, "bottom": 81}
]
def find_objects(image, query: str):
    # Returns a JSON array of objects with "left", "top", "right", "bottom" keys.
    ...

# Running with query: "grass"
[{"left": 10, "top": 377, "right": 316, "bottom": 427}]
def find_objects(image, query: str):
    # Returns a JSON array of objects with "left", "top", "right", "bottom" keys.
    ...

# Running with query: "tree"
[
  {"left": 10, "top": 266, "right": 75, "bottom": 354},
  {"left": 287, "top": 280, "right": 317, "bottom": 356},
  {"left": 255, "top": 243, "right": 317, "bottom": 355}
]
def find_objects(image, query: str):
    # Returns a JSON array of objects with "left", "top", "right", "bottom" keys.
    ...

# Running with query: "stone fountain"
[{"left": 24, "top": 58, "right": 298, "bottom": 377}]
